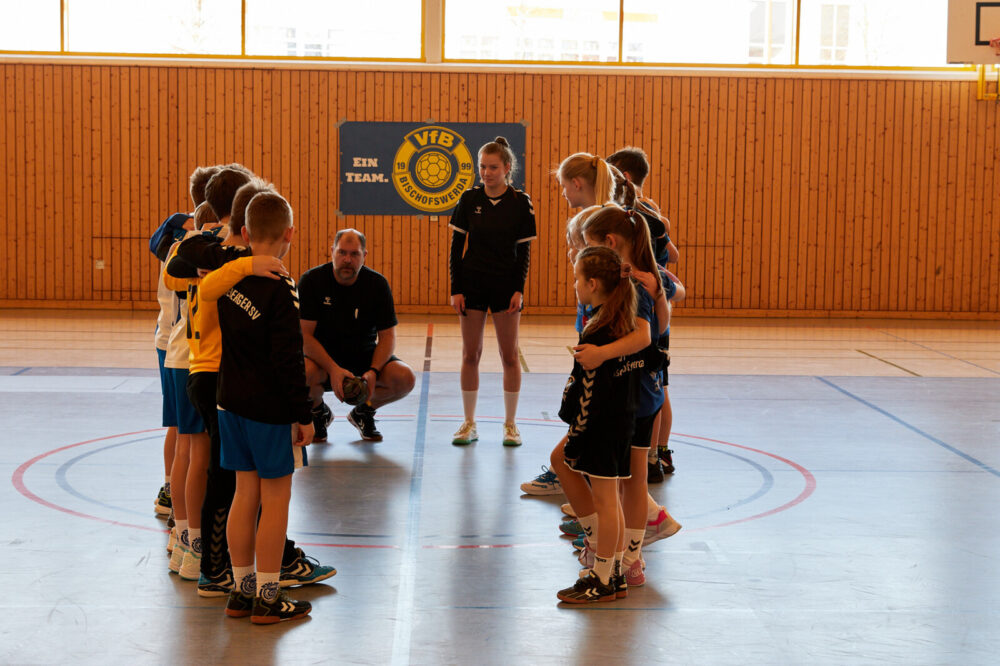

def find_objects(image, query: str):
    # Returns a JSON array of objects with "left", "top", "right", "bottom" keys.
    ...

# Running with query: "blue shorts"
[
  {"left": 218, "top": 410, "right": 303, "bottom": 479},
  {"left": 169, "top": 367, "right": 205, "bottom": 434},
  {"left": 158, "top": 348, "right": 178, "bottom": 428}
]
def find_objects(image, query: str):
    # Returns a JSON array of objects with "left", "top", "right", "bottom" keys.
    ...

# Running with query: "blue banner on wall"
[{"left": 339, "top": 122, "right": 526, "bottom": 215}]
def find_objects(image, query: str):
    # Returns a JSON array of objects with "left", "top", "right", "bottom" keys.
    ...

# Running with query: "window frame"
[{"left": 0, "top": 0, "right": 973, "bottom": 73}]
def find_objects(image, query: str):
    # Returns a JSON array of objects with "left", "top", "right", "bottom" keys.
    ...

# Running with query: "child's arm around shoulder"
[
  {"left": 199, "top": 255, "right": 289, "bottom": 302},
  {"left": 572, "top": 318, "right": 651, "bottom": 371}
]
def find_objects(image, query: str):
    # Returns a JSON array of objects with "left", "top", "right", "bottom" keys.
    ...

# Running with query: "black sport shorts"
[
  {"left": 462, "top": 275, "right": 522, "bottom": 314},
  {"left": 631, "top": 413, "right": 657, "bottom": 449}
]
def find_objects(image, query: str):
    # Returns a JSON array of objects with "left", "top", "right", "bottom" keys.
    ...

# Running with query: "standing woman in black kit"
[{"left": 448, "top": 137, "right": 537, "bottom": 447}]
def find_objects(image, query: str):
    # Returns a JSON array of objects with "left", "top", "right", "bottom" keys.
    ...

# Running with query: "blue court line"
[
  {"left": 391, "top": 330, "right": 432, "bottom": 666},
  {"left": 875, "top": 329, "right": 1000, "bottom": 377},
  {"left": 816, "top": 376, "right": 1000, "bottom": 478},
  {"left": 53, "top": 435, "right": 165, "bottom": 517},
  {"left": 12, "top": 367, "right": 30, "bottom": 375},
  {"left": 670, "top": 438, "right": 774, "bottom": 519}
]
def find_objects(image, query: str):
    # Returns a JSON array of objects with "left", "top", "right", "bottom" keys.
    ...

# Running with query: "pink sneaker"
[
  {"left": 625, "top": 559, "right": 646, "bottom": 587},
  {"left": 577, "top": 540, "right": 595, "bottom": 569},
  {"left": 644, "top": 508, "right": 682, "bottom": 546}
]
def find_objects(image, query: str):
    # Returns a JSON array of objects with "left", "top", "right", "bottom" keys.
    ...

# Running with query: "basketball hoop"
[{"left": 990, "top": 37, "right": 1000, "bottom": 56}]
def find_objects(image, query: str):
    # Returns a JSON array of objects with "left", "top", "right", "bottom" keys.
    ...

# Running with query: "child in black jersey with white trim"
[
  {"left": 200, "top": 191, "right": 315, "bottom": 624},
  {"left": 448, "top": 137, "right": 536, "bottom": 447},
  {"left": 554, "top": 246, "right": 641, "bottom": 604}
]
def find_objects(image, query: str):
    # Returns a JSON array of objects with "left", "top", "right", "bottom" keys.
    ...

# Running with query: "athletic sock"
[
  {"left": 233, "top": 566, "right": 255, "bottom": 596},
  {"left": 177, "top": 520, "right": 189, "bottom": 548},
  {"left": 503, "top": 391, "right": 519, "bottom": 424},
  {"left": 593, "top": 555, "right": 614, "bottom": 585},
  {"left": 614, "top": 551, "right": 625, "bottom": 571},
  {"left": 623, "top": 528, "right": 645, "bottom": 567},
  {"left": 577, "top": 512, "right": 598, "bottom": 545},
  {"left": 188, "top": 527, "right": 202, "bottom": 555},
  {"left": 461, "top": 390, "right": 477, "bottom": 422},
  {"left": 256, "top": 571, "right": 280, "bottom": 602}
]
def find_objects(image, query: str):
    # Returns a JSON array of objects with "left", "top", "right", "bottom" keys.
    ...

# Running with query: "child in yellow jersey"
[{"left": 166, "top": 174, "right": 336, "bottom": 597}]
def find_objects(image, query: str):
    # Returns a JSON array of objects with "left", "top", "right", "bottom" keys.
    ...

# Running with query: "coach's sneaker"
[
  {"left": 625, "top": 559, "right": 646, "bottom": 587},
  {"left": 348, "top": 404, "right": 383, "bottom": 442},
  {"left": 647, "top": 459, "right": 664, "bottom": 484},
  {"left": 179, "top": 548, "right": 203, "bottom": 581},
  {"left": 451, "top": 421, "right": 478, "bottom": 446},
  {"left": 225, "top": 589, "right": 255, "bottom": 618},
  {"left": 311, "top": 402, "right": 334, "bottom": 442},
  {"left": 559, "top": 518, "right": 584, "bottom": 537},
  {"left": 520, "top": 466, "right": 562, "bottom": 495},
  {"left": 557, "top": 570, "right": 616, "bottom": 604},
  {"left": 658, "top": 447, "right": 675, "bottom": 474},
  {"left": 502, "top": 422, "right": 522, "bottom": 447},
  {"left": 154, "top": 484, "right": 172, "bottom": 515},
  {"left": 279, "top": 548, "right": 337, "bottom": 587},
  {"left": 561, "top": 503, "right": 576, "bottom": 518},
  {"left": 198, "top": 568, "right": 234, "bottom": 598},
  {"left": 643, "top": 508, "right": 682, "bottom": 546},
  {"left": 613, "top": 562, "right": 629, "bottom": 599},
  {"left": 251, "top": 588, "right": 312, "bottom": 624}
]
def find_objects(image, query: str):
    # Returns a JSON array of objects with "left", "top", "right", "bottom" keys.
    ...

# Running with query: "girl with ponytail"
[
  {"left": 449, "top": 137, "right": 536, "bottom": 447},
  {"left": 550, "top": 246, "right": 642, "bottom": 604}
]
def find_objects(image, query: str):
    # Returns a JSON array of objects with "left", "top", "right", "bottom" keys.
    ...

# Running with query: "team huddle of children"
[
  {"left": 151, "top": 164, "right": 333, "bottom": 625},
  {"left": 149, "top": 145, "right": 682, "bottom": 617}
]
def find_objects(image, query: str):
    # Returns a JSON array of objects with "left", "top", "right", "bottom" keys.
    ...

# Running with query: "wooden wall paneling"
[
  {"left": 818, "top": 78, "right": 835, "bottom": 312},
  {"left": 24, "top": 65, "right": 39, "bottom": 300},
  {"left": 890, "top": 80, "right": 907, "bottom": 313},
  {"left": 950, "top": 83, "right": 967, "bottom": 312},
  {"left": 751, "top": 78, "right": 767, "bottom": 310},
  {"left": 730, "top": 76, "right": 746, "bottom": 311},
  {"left": 786, "top": 78, "right": 802, "bottom": 311},
  {"left": 882, "top": 80, "right": 898, "bottom": 312},
  {"left": 794, "top": 78, "right": 810, "bottom": 312},
  {"left": 972, "top": 86, "right": 990, "bottom": 312},
  {"left": 775, "top": 78, "right": 790, "bottom": 310},
  {"left": 41, "top": 65, "right": 54, "bottom": 300},
  {"left": 929, "top": 81, "right": 945, "bottom": 312},
  {"left": 832, "top": 79, "right": 849, "bottom": 312},
  {"left": 898, "top": 80, "right": 916, "bottom": 312},
  {"left": 84, "top": 66, "right": 99, "bottom": 302},
  {"left": 850, "top": 78, "right": 865, "bottom": 312},
  {"left": 0, "top": 67, "right": 7, "bottom": 298},
  {"left": 864, "top": 81, "right": 880, "bottom": 312},
  {"left": 988, "top": 91, "right": 1000, "bottom": 310},
  {"left": 912, "top": 80, "right": 930, "bottom": 312}
]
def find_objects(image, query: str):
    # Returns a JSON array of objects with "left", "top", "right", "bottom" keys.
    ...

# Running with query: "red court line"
[
  {"left": 11, "top": 428, "right": 167, "bottom": 533},
  {"left": 12, "top": 426, "right": 817, "bottom": 545}
]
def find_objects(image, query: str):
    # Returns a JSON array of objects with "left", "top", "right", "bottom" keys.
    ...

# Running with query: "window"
[
  {"left": 798, "top": 0, "right": 949, "bottom": 66},
  {"left": 622, "top": 0, "right": 796, "bottom": 65},
  {"left": 63, "top": 0, "right": 241, "bottom": 55},
  {"left": 444, "top": 0, "right": 619, "bottom": 62},
  {"left": 0, "top": 1, "right": 60, "bottom": 51},
  {"left": 748, "top": 1, "right": 789, "bottom": 63},
  {"left": 245, "top": 0, "right": 421, "bottom": 59}
]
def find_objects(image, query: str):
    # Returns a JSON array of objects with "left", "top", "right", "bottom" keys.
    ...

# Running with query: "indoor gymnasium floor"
[{"left": 0, "top": 311, "right": 998, "bottom": 665}]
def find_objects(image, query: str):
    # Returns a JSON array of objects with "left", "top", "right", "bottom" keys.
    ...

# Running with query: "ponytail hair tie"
[{"left": 621, "top": 263, "right": 632, "bottom": 279}]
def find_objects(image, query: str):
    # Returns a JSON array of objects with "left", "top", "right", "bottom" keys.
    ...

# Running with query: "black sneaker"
[
  {"left": 251, "top": 587, "right": 312, "bottom": 624},
  {"left": 225, "top": 589, "right": 254, "bottom": 618},
  {"left": 613, "top": 562, "right": 628, "bottom": 599},
  {"left": 557, "top": 570, "right": 617, "bottom": 604},
  {"left": 198, "top": 567, "right": 234, "bottom": 598},
  {"left": 647, "top": 459, "right": 664, "bottom": 483},
  {"left": 347, "top": 405, "right": 382, "bottom": 442},
  {"left": 280, "top": 547, "right": 337, "bottom": 587},
  {"left": 154, "top": 484, "right": 172, "bottom": 515},
  {"left": 311, "top": 402, "right": 334, "bottom": 442},
  {"left": 658, "top": 447, "right": 675, "bottom": 474}
]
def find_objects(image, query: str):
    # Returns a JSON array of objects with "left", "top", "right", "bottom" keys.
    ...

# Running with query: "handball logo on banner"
[{"left": 391, "top": 125, "right": 476, "bottom": 213}]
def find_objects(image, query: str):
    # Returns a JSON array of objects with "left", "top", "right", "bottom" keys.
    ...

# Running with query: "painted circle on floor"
[{"left": 11, "top": 419, "right": 815, "bottom": 547}]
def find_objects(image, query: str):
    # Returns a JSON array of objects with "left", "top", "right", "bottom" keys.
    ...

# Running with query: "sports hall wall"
[{"left": 1, "top": 62, "right": 998, "bottom": 318}]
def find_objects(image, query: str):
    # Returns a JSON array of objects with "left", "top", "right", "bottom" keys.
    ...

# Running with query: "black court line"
[
  {"left": 855, "top": 349, "right": 921, "bottom": 376},
  {"left": 816, "top": 376, "right": 1000, "bottom": 478},
  {"left": 874, "top": 329, "right": 1000, "bottom": 377}
]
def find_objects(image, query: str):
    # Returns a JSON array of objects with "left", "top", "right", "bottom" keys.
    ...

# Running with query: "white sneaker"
[
  {"left": 179, "top": 548, "right": 202, "bottom": 581},
  {"left": 166, "top": 527, "right": 177, "bottom": 554},
  {"left": 643, "top": 508, "right": 682, "bottom": 546},
  {"left": 519, "top": 466, "right": 562, "bottom": 495},
  {"left": 452, "top": 421, "right": 478, "bottom": 446},
  {"left": 168, "top": 538, "right": 186, "bottom": 573},
  {"left": 561, "top": 503, "right": 576, "bottom": 518},
  {"left": 502, "top": 422, "right": 522, "bottom": 447}
]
